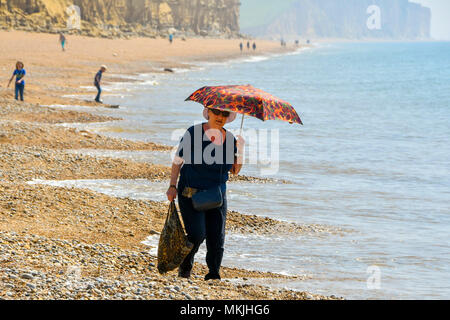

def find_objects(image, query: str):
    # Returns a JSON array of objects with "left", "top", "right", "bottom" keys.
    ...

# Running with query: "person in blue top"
[
  {"left": 94, "top": 65, "right": 107, "bottom": 103},
  {"left": 169, "top": 33, "right": 173, "bottom": 44},
  {"left": 167, "top": 107, "right": 245, "bottom": 280},
  {"left": 59, "top": 33, "right": 67, "bottom": 52},
  {"left": 7, "top": 61, "right": 26, "bottom": 101}
]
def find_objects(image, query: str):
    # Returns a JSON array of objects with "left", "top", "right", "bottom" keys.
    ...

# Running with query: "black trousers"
[{"left": 177, "top": 189, "right": 227, "bottom": 275}]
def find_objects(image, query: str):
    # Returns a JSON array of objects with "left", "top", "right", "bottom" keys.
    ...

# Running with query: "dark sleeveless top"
[{"left": 176, "top": 123, "right": 237, "bottom": 192}]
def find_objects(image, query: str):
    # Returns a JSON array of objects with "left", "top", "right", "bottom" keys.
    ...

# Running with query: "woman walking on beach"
[
  {"left": 167, "top": 108, "right": 245, "bottom": 280},
  {"left": 7, "top": 61, "right": 26, "bottom": 101}
]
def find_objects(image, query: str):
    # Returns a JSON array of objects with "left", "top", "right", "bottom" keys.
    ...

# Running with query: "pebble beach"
[{"left": 0, "top": 31, "right": 341, "bottom": 300}]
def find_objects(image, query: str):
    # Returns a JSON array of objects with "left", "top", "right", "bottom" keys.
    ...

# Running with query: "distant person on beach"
[
  {"left": 295, "top": 40, "right": 299, "bottom": 47},
  {"left": 252, "top": 42, "right": 256, "bottom": 50},
  {"left": 247, "top": 41, "right": 250, "bottom": 50},
  {"left": 7, "top": 61, "right": 26, "bottom": 101},
  {"left": 94, "top": 65, "right": 107, "bottom": 103},
  {"left": 239, "top": 42, "right": 243, "bottom": 52},
  {"left": 169, "top": 33, "right": 173, "bottom": 44},
  {"left": 59, "top": 33, "right": 67, "bottom": 51},
  {"left": 167, "top": 108, "right": 245, "bottom": 281}
]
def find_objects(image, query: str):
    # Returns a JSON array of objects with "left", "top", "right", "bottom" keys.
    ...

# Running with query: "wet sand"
[{"left": 0, "top": 31, "right": 296, "bottom": 106}]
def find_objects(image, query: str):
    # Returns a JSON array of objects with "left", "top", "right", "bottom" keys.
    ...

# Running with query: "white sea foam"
[
  {"left": 61, "top": 94, "right": 93, "bottom": 100},
  {"left": 141, "top": 235, "right": 159, "bottom": 256},
  {"left": 42, "top": 104, "right": 94, "bottom": 109}
]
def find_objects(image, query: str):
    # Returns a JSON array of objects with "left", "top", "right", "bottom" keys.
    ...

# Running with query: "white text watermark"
[
  {"left": 367, "top": 5, "right": 382, "bottom": 30},
  {"left": 66, "top": 5, "right": 81, "bottom": 30},
  {"left": 367, "top": 265, "right": 381, "bottom": 290},
  {"left": 170, "top": 124, "right": 280, "bottom": 176}
]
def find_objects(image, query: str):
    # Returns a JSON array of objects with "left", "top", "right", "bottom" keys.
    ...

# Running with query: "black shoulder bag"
[{"left": 191, "top": 163, "right": 223, "bottom": 212}]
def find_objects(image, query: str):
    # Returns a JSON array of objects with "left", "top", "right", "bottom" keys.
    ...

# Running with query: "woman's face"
[
  {"left": 208, "top": 109, "right": 228, "bottom": 128},
  {"left": 16, "top": 63, "right": 23, "bottom": 70}
]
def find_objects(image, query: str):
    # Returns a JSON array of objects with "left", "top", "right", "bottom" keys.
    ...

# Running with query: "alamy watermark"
[
  {"left": 64, "top": 265, "right": 82, "bottom": 290},
  {"left": 170, "top": 124, "right": 280, "bottom": 176},
  {"left": 367, "top": 265, "right": 381, "bottom": 290},
  {"left": 66, "top": 5, "right": 81, "bottom": 30},
  {"left": 367, "top": 5, "right": 382, "bottom": 30}
]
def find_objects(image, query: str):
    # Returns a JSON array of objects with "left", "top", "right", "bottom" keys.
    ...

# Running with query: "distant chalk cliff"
[{"left": 241, "top": 0, "right": 431, "bottom": 40}]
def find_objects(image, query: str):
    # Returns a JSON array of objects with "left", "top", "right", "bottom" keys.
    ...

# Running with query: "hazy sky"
[{"left": 413, "top": 0, "right": 450, "bottom": 40}]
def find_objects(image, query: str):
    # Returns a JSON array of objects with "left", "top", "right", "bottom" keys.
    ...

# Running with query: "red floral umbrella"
[{"left": 185, "top": 85, "right": 303, "bottom": 132}]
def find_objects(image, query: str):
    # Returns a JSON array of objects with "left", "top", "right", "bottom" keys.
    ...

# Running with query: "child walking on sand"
[
  {"left": 94, "top": 65, "right": 107, "bottom": 103},
  {"left": 7, "top": 61, "right": 26, "bottom": 101}
]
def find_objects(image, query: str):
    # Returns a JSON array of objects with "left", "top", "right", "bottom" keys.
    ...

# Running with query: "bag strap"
[{"left": 166, "top": 201, "right": 177, "bottom": 221}]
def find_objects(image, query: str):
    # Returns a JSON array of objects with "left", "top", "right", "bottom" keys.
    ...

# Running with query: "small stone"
[
  {"left": 92, "top": 288, "right": 102, "bottom": 295},
  {"left": 21, "top": 273, "right": 33, "bottom": 280},
  {"left": 26, "top": 283, "right": 36, "bottom": 290}
]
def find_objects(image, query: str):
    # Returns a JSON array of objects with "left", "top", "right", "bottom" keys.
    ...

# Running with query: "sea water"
[{"left": 49, "top": 42, "right": 450, "bottom": 299}]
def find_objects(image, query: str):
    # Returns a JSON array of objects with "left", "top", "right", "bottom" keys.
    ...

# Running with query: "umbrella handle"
[{"left": 239, "top": 114, "right": 245, "bottom": 137}]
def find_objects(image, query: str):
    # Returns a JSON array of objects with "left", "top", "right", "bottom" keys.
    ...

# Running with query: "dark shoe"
[
  {"left": 204, "top": 273, "right": 221, "bottom": 281},
  {"left": 178, "top": 267, "right": 191, "bottom": 279}
]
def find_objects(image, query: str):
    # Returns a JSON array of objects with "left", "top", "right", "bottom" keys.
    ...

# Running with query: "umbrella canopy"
[{"left": 185, "top": 85, "right": 303, "bottom": 125}]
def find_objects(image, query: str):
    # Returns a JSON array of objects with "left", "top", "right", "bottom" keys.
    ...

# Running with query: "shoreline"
[
  {"left": 0, "top": 31, "right": 341, "bottom": 300},
  {"left": 0, "top": 30, "right": 303, "bottom": 107}
]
